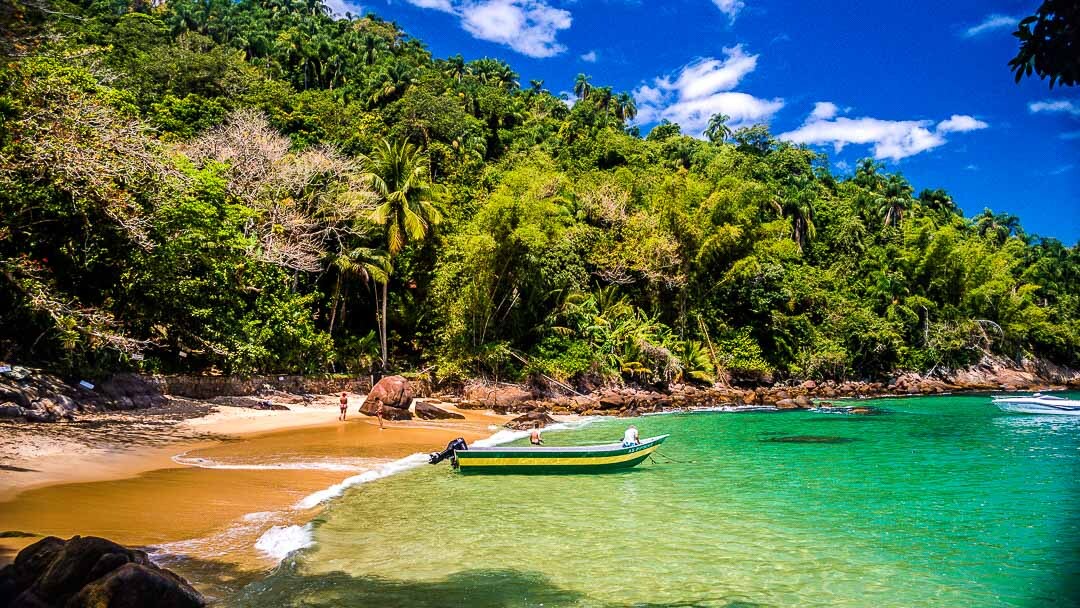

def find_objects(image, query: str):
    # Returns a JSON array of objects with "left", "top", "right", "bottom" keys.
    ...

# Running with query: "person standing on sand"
[
  {"left": 376, "top": 402, "right": 384, "bottom": 429},
  {"left": 339, "top": 392, "right": 348, "bottom": 421},
  {"left": 530, "top": 422, "right": 543, "bottom": 445}
]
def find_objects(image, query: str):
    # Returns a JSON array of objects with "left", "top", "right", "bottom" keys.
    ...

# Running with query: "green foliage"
[{"left": 1, "top": 0, "right": 1077, "bottom": 383}]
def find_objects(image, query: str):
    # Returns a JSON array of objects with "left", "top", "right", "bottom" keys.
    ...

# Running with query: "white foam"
[
  {"left": 254, "top": 524, "right": 313, "bottom": 560},
  {"left": 292, "top": 417, "right": 602, "bottom": 510},
  {"left": 171, "top": 455, "right": 370, "bottom": 472},
  {"left": 293, "top": 453, "right": 430, "bottom": 509}
]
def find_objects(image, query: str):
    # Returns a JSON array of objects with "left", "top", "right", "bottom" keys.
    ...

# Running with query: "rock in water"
[
  {"left": 3, "top": 535, "right": 205, "bottom": 608},
  {"left": 69, "top": 563, "right": 204, "bottom": 608},
  {"left": 506, "top": 411, "right": 555, "bottom": 430},
  {"left": 414, "top": 402, "right": 465, "bottom": 420},
  {"left": 360, "top": 376, "right": 414, "bottom": 418}
]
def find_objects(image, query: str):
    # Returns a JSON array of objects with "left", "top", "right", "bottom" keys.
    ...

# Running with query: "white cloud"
[
  {"left": 963, "top": 14, "right": 1018, "bottom": 38},
  {"left": 711, "top": 0, "right": 744, "bottom": 20},
  {"left": 581, "top": 50, "right": 597, "bottom": 63},
  {"left": 404, "top": 0, "right": 454, "bottom": 11},
  {"left": 937, "top": 114, "right": 989, "bottom": 133},
  {"left": 1029, "top": 100, "right": 1080, "bottom": 117},
  {"left": 400, "top": 0, "right": 571, "bottom": 58},
  {"left": 779, "top": 106, "right": 988, "bottom": 161},
  {"left": 809, "top": 101, "right": 839, "bottom": 121},
  {"left": 633, "top": 46, "right": 783, "bottom": 136},
  {"left": 461, "top": 0, "right": 571, "bottom": 57},
  {"left": 325, "top": 0, "right": 363, "bottom": 18}
]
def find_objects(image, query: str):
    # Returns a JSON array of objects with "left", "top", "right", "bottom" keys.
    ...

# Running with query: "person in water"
[
  {"left": 339, "top": 392, "right": 348, "bottom": 421},
  {"left": 622, "top": 425, "right": 640, "bottom": 447},
  {"left": 376, "top": 401, "right": 384, "bottom": 429},
  {"left": 530, "top": 422, "right": 544, "bottom": 445}
]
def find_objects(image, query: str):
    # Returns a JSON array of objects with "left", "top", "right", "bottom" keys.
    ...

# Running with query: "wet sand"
[{"left": 0, "top": 398, "right": 510, "bottom": 599}]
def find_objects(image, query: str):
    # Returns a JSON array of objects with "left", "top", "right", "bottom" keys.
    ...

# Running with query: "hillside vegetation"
[{"left": 1, "top": 0, "right": 1078, "bottom": 385}]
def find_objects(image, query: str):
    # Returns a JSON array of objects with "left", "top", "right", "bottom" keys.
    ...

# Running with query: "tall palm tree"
[
  {"left": 974, "top": 208, "right": 1023, "bottom": 245},
  {"left": 326, "top": 246, "right": 391, "bottom": 335},
  {"left": 614, "top": 92, "right": 637, "bottom": 122},
  {"left": 772, "top": 183, "right": 817, "bottom": 252},
  {"left": 878, "top": 174, "right": 914, "bottom": 228},
  {"left": 573, "top": 73, "right": 592, "bottom": 100},
  {"left": 360, "top": 138, "right": 442, "bottom": 369},
  {"left": 704, "top": 113, "right": 732, "bottom": 143}
]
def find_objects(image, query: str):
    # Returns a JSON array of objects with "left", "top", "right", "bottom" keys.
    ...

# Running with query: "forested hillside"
[{"left": 2, "top": 0, "right": 1077, "bottom": 384}]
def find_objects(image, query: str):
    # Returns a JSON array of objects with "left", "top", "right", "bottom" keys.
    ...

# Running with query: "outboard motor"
[{"left": 429, "top": 437, "right": 468, "bottom": 467}]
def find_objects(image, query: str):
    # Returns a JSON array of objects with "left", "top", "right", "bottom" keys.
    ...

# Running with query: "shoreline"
[{"left": 0, "top": 396, "right": 516, "bottom": 582}]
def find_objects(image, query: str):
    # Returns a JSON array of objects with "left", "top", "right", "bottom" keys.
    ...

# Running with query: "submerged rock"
[
  {"left": 505, "top": 411, "right": 555, "bottom": 430},
  {"left": 1, "top": 535, "right": 204, "bottom": 608},
  {"left": 762, "top": 435, "right": 858, "bottom": 444}
]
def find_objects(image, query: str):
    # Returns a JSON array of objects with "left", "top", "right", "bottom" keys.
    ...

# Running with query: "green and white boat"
[{"left": 444, "top": 434, "right": 670, "bottom": 474}]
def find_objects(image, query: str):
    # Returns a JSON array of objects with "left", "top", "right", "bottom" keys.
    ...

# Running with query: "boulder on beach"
[
  {"left": 505, "top": 411, "right": 555, "bottom": 430},
  {"left": 415, "top": 401, "right": 465, "bottom": 420},
  {"left": 1, "top": 535, "right": 204, "bottom": 608},
  {"left": 463, "top": 384, "right": 534, "bottom": 407},
  {"left": 360, "top": 376, "right": 414, "bottom": 416}
]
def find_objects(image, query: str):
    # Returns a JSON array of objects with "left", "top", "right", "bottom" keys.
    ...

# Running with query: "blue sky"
[{"left": 339, "top": 0, "right": 1079, "bottom": 242}]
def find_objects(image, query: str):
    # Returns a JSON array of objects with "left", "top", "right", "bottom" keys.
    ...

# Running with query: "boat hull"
[
  {"left": 455, "top": 435, "right": 668, "bottom": 474},
  {"left": 994, "top": 402, "right": 1080, "bottom": 415}
]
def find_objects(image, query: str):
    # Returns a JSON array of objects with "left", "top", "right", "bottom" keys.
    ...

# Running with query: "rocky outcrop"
[
  {"left": 414, "top": 401, "right": 465, "bottom": 420},
  {"left": 0, "top": 535, "right": 204, "bottom": 608},
  {"left": 462, "top": 383, "right": 535, "bottom": 408},
  {"left": 359, "top": 376, "right": 413, "bottom": 420}
]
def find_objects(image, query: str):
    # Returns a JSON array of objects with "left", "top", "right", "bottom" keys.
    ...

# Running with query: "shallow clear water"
[{"left": 231, "top": 394, "right": 1080, "bottom": 607}]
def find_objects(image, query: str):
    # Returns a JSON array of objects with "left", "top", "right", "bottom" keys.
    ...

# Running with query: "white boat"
[{"left": 992, "top": 393, "right": 1080, "bottom": 415}]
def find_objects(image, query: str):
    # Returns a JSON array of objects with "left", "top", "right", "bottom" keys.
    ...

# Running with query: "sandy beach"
[{"left": 0, "top": 394, "right": 513, "bottom": 596}]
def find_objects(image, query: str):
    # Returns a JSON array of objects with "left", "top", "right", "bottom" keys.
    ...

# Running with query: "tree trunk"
[
  {"left": 328, "top": 273, "right": 342, "bottom": 335},
  {"left": 377, "top": 279, "right": 389, "bottom": 370}
]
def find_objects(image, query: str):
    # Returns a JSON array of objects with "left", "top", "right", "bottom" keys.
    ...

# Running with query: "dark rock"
[
  {"left": 68, "top": 563, "right": 204, "bottom": 608},
  {"left": 414, "top": 402, "right": 465, "bottom": 420},
  {"left": 7, "top": 536, "right": 204, "bottom": 608},
  {"left": 22, "top": 410, "right": 58, "bottom": 423},
  {"left": 97, "top": 375, "right": 166, "bottom": 411},
  {"left": 361, "top": 376, "right": 414, "bottom": 415},
  {"left": 0, "top": 403, "right": 25, "bottom": 418},
  {"left": 505, "top": 411, "right": 555, "bottom": 430},
  {"left": 378, "top": 406, "right": 412, "bottom": 421},
  {"left": 12, "top": 537, "right": 66, "bottom": 591}
]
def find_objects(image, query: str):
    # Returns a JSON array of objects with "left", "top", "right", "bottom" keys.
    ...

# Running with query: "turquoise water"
[{"left": 233, "top": 394, "right": 1080, "bottom": 607}]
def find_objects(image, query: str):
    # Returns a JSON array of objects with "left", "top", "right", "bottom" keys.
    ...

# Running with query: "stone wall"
[{"left": 148, "top": 374, "right": 373, "bottom": 399}]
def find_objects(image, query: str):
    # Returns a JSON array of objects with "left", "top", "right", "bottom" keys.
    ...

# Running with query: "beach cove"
[{"left": 0, "top": 396, "right": 515, "bottom": 601}]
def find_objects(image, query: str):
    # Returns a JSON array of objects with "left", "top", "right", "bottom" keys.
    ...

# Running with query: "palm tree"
[
  {"left": 918, "top": 188, "right": 959, "bottom": 219},
  {"left": 529, "top": 79, "right": 545, "bottom": 94},
  {"left": 573, "top": 73, "right": 591, "bottom": 100},
  {"left": 614, "top": 92, "right": 637, "bottom": 122},
  {"left": 590, "top": 86, "right": 613, "bottom": 112},
  {"left": 360, "top": 138, "right": 442, "bottom": 369},
  {"left": 772, "top": 184, "right": 817, "bottom": 252},
  {"left": 704, "top": 113, "right": 732, "bottom": 143},
  {"left": 974, "top": 208, "right": 1024, "bottom": 245},
  {"left": 326, "top": 246, "right": 391, "bottom": 335},
  {"left": 853, "top": 158, "right": 885, "bottom": 191},
  {"left": 442, "top": 54, "right": 466, "bottom": 83},
  {"left": 878, "top": 174, "right": 914, "bottom": 228}
]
